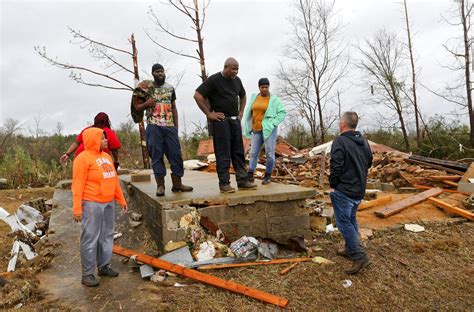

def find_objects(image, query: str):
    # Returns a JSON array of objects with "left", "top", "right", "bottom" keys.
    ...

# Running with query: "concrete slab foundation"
[{"left": 121, "top": 170, "right": 317, "bottom": 250}]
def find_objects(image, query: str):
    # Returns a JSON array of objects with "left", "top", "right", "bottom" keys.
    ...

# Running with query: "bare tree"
[
  {"left": 146, "top": 0, "right": 209, "bottom": 81},
  {"left": 0, "top": 118, "right": 22, "bottom": 152},
  {"left": 278, "top": 0, "right": 348, "bottom": 145},
  {"left": 35, "top": 27, "right": 150, "bottom": 168},
  {"left": 358, "top": 30, "right": 410, "bottom": 150},
  {"left": 436, "top": 0, "right": 474, "bottom": 146},
  {"left": 403, "top": 0, "right": 421, "bottom": 148}
]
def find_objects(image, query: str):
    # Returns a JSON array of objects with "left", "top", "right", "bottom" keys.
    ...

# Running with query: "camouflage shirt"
[{"left": 134, "top": 80, "right": 176, "bottom": 127}]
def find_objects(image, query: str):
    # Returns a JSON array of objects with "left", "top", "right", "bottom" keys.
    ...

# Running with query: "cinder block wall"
[{"left": 125, "top": 183, "right": 311, "bottom": 251}]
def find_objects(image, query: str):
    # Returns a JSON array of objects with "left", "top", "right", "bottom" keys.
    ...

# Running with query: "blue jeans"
[
  {"left": 248, "top": 128, "right": 278, "bottom": 174},
  {"left": 330, "top": 189, "right": 368, "bottom": 261},
  {"left": 146, "top": 124, "right": 184, "bottom": 177}
]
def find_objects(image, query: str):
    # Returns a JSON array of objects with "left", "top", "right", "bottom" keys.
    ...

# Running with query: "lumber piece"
[
  {"left": 442, "top": 180, "right": 459, "bottom": 188},
  {"left": 358, "top": 196, "right": 392, "bottom": 211},
  {"left": 375, "top": 188, "right": 443, "bottom": 218},
  {"left": 279, "top": 262, "right": 299, "bottom": 275},
  {"left": 404, "top": 159, "right": 465, "bottom": 176},
  {"left": 428, "top": 175, "right": 462, "bottom": 181},
  {"left": 113, "top": 245, "right": 289, "bottom": 308},
  {"left": 413, "top": 185, "right": 470, "bottom": 195},
  {"left": 428, "top": 197, "right": 474, "bottom": 221},
  {"left": 408, "top": 155, "right": 468, "bottom": 171},
  {"left": 198, "top": 257, "right": 312, "bottom": 270}
]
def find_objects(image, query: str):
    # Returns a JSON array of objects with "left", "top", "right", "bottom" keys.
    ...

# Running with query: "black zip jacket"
[{"left": 329, "top": 130, "right": 373, "bottom": 200}]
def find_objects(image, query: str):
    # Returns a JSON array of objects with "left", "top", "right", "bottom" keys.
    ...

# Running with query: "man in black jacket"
[{"left": 330, "top": 111, "right": 372, "bottom": 274}]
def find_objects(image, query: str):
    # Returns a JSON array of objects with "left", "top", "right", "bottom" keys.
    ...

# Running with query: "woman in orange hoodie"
[{"left": 72, "top": 127, "right": 128, "bottom": 287}]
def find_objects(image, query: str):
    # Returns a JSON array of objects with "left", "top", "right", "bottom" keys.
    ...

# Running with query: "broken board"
[
  {"left": 428, "top": 197, "right": 474, "bottom": 221},
  {"left": 375, "top": 188, "right": 443, "bottom": 218}
]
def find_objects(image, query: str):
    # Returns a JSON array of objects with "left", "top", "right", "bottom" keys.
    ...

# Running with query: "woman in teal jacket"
[{"left": 243, "top": 78, "right": 286, "bottom": 184}]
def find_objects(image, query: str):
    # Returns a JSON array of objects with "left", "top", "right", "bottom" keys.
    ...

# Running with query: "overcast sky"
[{"left": 0, "top": 0, "right": 464, "bottom": 137}]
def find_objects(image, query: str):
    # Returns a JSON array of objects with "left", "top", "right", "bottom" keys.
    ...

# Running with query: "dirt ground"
[{"left": 1, "top": 187, "right": 473, "bottom": 310}]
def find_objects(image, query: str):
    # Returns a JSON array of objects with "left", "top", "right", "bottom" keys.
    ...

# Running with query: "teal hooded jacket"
[{"left": 243, "top": 93, "right": 286, "bottom": 141}]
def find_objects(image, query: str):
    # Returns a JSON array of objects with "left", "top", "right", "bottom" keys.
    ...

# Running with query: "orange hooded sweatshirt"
[{"left": 72, "top": 127, "right": 126, "bottom": 216}]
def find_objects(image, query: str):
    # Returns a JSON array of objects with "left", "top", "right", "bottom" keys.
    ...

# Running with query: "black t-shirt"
[{"left": 196, "top": 72, "right": 246, "bottom": 116}]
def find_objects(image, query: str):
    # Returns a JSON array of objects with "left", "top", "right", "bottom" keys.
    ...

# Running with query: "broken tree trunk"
[
  {"left": 428, "top": 197, "right": 474, "bottom": 221},
  {"left": 198, "top": 257, "right": 312, "bottom": 270},
  {"left": 375, "top": 188, "right": 443, "bottom": 218},
  {"left": 113, "top": 245, "right": 289, "bottom": 308},
  {"left": 358, "top": 196, "right": 392, "bottom": 211}
]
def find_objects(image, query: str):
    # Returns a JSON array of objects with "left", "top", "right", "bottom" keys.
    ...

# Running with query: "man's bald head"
[{"left": 222, "top": 57, "right": 239, "bottom": 79}]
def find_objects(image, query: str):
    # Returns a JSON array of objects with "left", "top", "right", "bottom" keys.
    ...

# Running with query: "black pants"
[{"left": 211, "top": 118, "right": 248, "bottom": 186}]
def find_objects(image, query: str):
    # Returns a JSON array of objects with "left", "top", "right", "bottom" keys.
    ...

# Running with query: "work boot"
[
  {"left": 336, "top": 248, "right": 350, "bottom": 259},
  {"left": 237, "top": 181, "right": 257, "bottom": 190},
  {"left": 219, "top": 184, "right": 236, "bottom": 193},
  {"left": 262, "top": 172, "right": 272, "bottom": 185},
  {"left": 345, "top": 258, "right": 370, "bottom": 275},
  {"left": 247, "top": 171, "right": 255, "bottom": 183},
  {"left": 171, "top": 173, "right": 193, "bottom": 192},
  {"left": 98, "top": 264, "right": 119, "bottom": 277},
  {"left": 81, "top": 274, "right": 100, "bottom": 287},
  {"left": 155, "top": 176, "right": 165, "bottom": 197}
]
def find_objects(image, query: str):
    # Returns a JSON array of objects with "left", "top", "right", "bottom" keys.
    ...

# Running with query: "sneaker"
[
  {"left": 81, "top": 274, "right": 100, "bottom": 287},
  {"left": 344, "top": 258, "right": 370, "bottom": 275},
  {"left": 219, "top": 184, "right": 236, "bottom": 193},
  {"left": 98, "top": 265, "right": 119, "bottom": 277},
  {"left": 238, "top": 181, "right": 258, "bottom": 190}
]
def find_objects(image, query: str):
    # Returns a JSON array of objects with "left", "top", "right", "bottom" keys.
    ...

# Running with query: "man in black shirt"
[
  {"left": 194, "top": 57, "right": 257, "bottom": 193},
  {"left": 330, "top": 111, "right": 372, "bottom": 275}
]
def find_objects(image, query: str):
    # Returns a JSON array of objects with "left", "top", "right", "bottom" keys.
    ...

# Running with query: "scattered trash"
[
  {"left": 129, "top": 220, "right": 142, "bottom": 228},
  {"left": 258, "top": 241, "right": 279, "bottom": 259},
  {"left": 326, "top": 224, "right": 335, "bottom": 233},
  {"left": 183, "top": 159, "right": 209, "bottom": 170},
  {"left": 113, "top": 232, "right": 123, "bottom": 240},
  {"left": 150, "top": 273, "right": 166, "bottom": 283},
  {"left": 230, "top": 236, "right": 259, "bottom": 258},
  {"left": 404, "top": 224, "right": 426, "bottom": 233},
  {"left": 130, "top": 212, "right": 142, "bottom": 221},
  {"left": 139, "top": 264, "right": 155, "bottom": 279},
  {"left": 342, "top": 279, "right": 353, "bottom": 288},
  {"left": 160, "top": 246, "right": 194, "bottom": 266},
  {"left": 195, "top": 241, "right": 216, "bottom": 261},
  {"left": 164, "top": 240, "right": 188, "bottom": 252},
  {"left": 312, "top": 256, "right": 334, "bottom": 265}
]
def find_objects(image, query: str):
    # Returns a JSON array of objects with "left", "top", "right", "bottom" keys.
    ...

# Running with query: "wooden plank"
[
  {"left": 198, "top": 257, "right": 312, "bottom": 270},
  {"left": 413, "top": 185, "right": 470, "bottom": 195},
  {"left": 428, "top": 197, "right": 474, "bottom": 221},
  {"left": 427, "top": 175, "right": 462, "bottom": 181},
  {"left": 442, "top": 180, "right": 458, "bottom": 188},
  {"left": 358, "top": 196, "right": 392, "bottom": 211},
  {"left": 460, "top": 162, "right": 474, "bottom": 183},
  {"left": 409, "top": 155, "right": 468, "bottom": 171},
  {"left": 279, "top": 262, "right": 299, "bottom": 275},
  {"left": 113, "top": 245, "right": 289, "bottom": 308},
  {"left": 404, "top": 159, "right": 465, "bottom": 176},
  {"left": 375, "top": 188, "right": 443, "bottom": 218}
]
